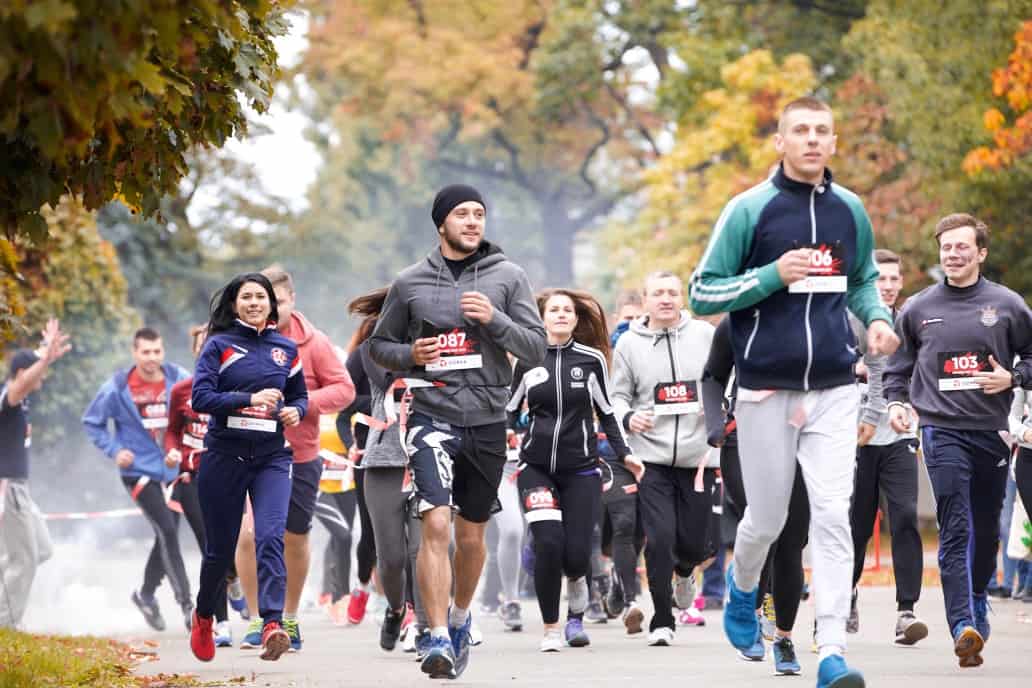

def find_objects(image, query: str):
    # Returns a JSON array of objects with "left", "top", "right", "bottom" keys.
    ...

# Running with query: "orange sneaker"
[{"left": 260, "top": 620, "right": 291, "bottom": 661}]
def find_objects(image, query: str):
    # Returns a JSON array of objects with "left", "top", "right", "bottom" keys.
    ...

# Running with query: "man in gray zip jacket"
[
  {"left": 369, "top": 184, "right": 545, "bottom": 679},
  {"left": 610, "top": 270, "right": 716, "bottom": 646}
]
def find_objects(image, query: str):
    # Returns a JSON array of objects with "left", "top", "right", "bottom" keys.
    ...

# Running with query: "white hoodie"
[{"left": 611, "top": 310, "right": 716, "bottom": 468}]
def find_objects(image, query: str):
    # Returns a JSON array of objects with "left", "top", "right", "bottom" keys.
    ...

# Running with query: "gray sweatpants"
[
  {"left": 733, "top": 384, "right": 859, "bottom": 650},
  {"left": 363, "top": 467, "right": 427, "bottom": 626},
  {"left": 0, "top": 480, "right": 53, "bottom": 628}
]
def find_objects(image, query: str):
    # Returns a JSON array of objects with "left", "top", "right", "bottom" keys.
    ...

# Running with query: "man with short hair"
[
  {"left": 884, "top": 213, "right": 1032, "bottom": 669},
  {"left": 848, "top": 249, "right": 928, "bottom": 645},
  {"left": 83, "top": 327, "right": 194, "bottom": 631},
  {"left": 235, "top": 265, "right": 355, "bottom": 651},
  {"left": 0, "top": 320, "right": 70, "bottom": 628},
  {"left": 611, "top": 270, "right": 717, "bottom": 646},
  {"left": 690, "top": 95, "right": 899, "bottom": 687},
  {"left": 369, "top": 183, "right": 546, "bottom": 679}
]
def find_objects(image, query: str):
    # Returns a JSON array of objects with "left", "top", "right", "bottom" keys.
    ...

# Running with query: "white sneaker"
[
  {"left": 674, "top": 573, "right": 696, "bottom": 610},
  {"left": 214, "top": 620, "right": 233, "bottom": 647},
  {"left": 540, "top": 629, "right": 562, "bottom": 652},
  {"left": 648, "top": 627, "right": 675, "bottom": 646},
  {"left": 623, "top": 598, "right": 644, "bottom": 635}
]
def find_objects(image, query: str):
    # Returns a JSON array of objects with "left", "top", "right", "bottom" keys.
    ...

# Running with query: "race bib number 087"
[{"left": 424, "top": 326, "right": 483, "bottom": 372}]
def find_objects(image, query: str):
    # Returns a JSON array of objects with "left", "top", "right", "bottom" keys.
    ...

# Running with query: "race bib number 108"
[{"left": 653, "top": 380, "right": 700, "bottom": 416}]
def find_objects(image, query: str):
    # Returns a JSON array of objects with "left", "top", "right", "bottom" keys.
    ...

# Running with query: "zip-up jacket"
[
  {"left": 689, "top": 165, "right": 891, "bottom": 391},
  {"left": 506, "top": 339, "right": 631, "bottom": 473},
  {"left": 369, "top": 241, "right": 547, "bottom": 427},
  {"left": 883, "top": 277, "right": 1032, "bottom": 431},
  {"left": 192, "top": 320, "right": 308, "bottom": 459},
  {"left": 611, "top": 311, "right": 716, "bottom": 468},
  {"left": 82, "top": 362, "right": 190, "bottom": 482},
  {"left": 165, "top": 377, "right": 209, "bottom": 473}
]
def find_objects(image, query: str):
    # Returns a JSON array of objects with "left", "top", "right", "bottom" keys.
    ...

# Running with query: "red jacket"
[
  {"left": 165, "top": 377, "right": 209, "bottom": 473},
  {"left": 280, "top": 311, "right": 355, "bottom": 462}
]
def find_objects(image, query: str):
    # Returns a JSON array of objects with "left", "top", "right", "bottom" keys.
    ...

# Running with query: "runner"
[
  {"left": 701, "top": 315, "right": 809, "bottom": 675},
  {"left": 884, "top": 213, "right": 1032, "bottom": 668},
  {"left": 611, "top": 271, "right": 717, "bottom": 647},
  {"left": 187, "top": 273, "right": 308, "bottom": 662},
  {"left": 164, "top": 325, "right": 233, "bottom": 646},
  {"left": 506, "top": 289, "right": 643, "bottom": 652},
  {"left": 234, "top": 266, "right": 354, "bottom": 653},
  {"left": 342, "top": 287, "right": 429, "bottom": 651},
  {"left": 848, "top": 249, "right": 928, "bottom": 645},
  {"left": 0, "top": 320, "right": 70, "bottom": 628},
  {"left": 689, "top": 96, "right": 899, "bottom": 687},
  {"left": 83, "top": 327, "right": 194, "bottom": 632},
  {"left": 368, "top": 183, "right": 546, "bottom": 678}
]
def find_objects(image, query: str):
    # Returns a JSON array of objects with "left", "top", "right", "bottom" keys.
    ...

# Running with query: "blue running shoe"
[
  {"left": 564, "top": 618, "right": 590, "bottom": 647},
  {"left": 972, "top": 593, "right": 991, "bottom": 642},
  {"left": 772, "top": 636, "right": 800, "bottom": 675},
  {"left": 448, "top": 611, "right": 472, "bottom": 678},
  {"left": 723, "top": 563, "right": 758, "bottom": 651},
  {"left": 737, "top": 625, "right": 765, "bottom": 662},
  {"left": 283, "top": 618, "right": 302, "bottom": 652},
  {"left": 816, "top": 654, "right": 865, "bottom": 688},
  {"left": 415, "top": 628, "right": 432, "bottom": 662},
  {"left": 421, "top": 635, "right": 457, "bottom": 679},
  {"left": 227, "top": 577, "right": 250, "bottom": 620},
  {"left": 240, "top": 616, "right": 264, "bottom": 649}
]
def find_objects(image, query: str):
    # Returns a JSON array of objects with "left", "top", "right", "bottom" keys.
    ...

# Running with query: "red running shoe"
[
  {"left": 260, "top": 620, "right": 291, "bottom": 661},
  {"left": 347, "top": 588, "right": 370, "bottom": 625},
  {"left": 190, "top": 611, "right": 215, "bottom": 662}
]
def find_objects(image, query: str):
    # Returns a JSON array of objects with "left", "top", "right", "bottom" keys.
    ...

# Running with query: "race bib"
[
  {"left": 424, "top": 325, "right": 483, "bottom": 372},
  {"left": 653, "top": 380, "right": 700, "bottom": 416},
  {"left": 139, "top": 402, "right": 169, "bottom": 430},
  {"left": 182, "top": 433, "right": 205, "bottom": 450},
  {"left": 937, "top": 351, "right": 990, "bottom": 391},
  {"left": 228, "top": 404, "right": 278, "bottom": 433},
  {"left": 522, "top": 486, "right": 561, "bottom": 522},
  {"left": 788, "top": 242, "right": 847, "bottom": 294}
]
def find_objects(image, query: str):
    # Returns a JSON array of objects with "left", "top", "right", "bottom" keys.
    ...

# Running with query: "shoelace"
[{"left": 283, "top": 619, "right": 300, "bottom": 637}]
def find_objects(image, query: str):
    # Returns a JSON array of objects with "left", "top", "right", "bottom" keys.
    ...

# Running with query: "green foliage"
[
  {"left": 12, "top": 196, "right": 138, "bottom": 454},
  {"left": 0, "top": 0, "right": 293, "bottom": 239}
]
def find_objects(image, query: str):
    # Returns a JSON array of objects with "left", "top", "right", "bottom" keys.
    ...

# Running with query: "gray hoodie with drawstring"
[
  {"left": 611, "top": 310, "right": 716, "bottom": 468},
  {"left": 368, "top": 241, "right": 546, "bottom": 428}
]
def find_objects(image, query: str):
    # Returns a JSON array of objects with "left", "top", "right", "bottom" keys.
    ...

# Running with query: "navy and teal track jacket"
[
  {"left": 192, "top": 320, "right": 308, "bottom": 460},
  {"left": 689, "top": 165, "right": 891, "bottom": 391}
]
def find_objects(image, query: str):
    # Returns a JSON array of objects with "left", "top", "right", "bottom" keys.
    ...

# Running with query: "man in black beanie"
[{"left": 370, "top": 184, "right": 545, "bottom": 678}]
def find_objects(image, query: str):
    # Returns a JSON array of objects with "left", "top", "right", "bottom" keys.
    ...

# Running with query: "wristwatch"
[{"left": 1012, "top": 370, "right": 1024, "bottom": 389}]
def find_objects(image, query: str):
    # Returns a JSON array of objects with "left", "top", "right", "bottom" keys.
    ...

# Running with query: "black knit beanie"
[{"left": 431, "top": 184, "right": 486, "bottom": 228}]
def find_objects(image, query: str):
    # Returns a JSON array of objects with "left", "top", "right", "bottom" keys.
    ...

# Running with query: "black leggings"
[
  {"left": 175, "top": 477, "right": 228, "bottom": 621},
  {"left": 721, "top": 441, "right": 810, "bottom": 633},
  {"left": 355, "top": 468, "right": 376, "bottom": 586},
  {"left": 315, "top": 489, "right": 357, "bottom": 602},
  {"left": 518, "top": 463, "right": 601, "bottom": 625},
  {"left": 601, "top": 462, "right": 644, "bottom": 601},
  {"left": 121, "top": 476, "right": 191, "bottom": 607},
  {"left": 1017, "top": 448, "right": 1032, "bottom": 527}
]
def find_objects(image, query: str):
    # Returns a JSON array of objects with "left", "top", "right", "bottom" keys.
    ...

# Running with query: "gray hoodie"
[
  {"left": 369, "top": 242, "right": 546, "bottom": 428},
  {"left": 611, "top": 311, "right": 716, "bottom": 468}
]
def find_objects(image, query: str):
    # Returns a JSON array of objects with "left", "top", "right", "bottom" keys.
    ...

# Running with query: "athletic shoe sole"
[
  {"left": 624, "top": 608, "right": 644, "bottom": 635},
  {"left": 260, "top": 630, "right": 291, "bottom": 661},
  {"left": 954, "top": 627, "right": 984, "bottom": 669},
  {"left": 737, "top": 650, "right": 764, "bottom": 662},
  {"left": 240, "top": 640, "right": 262, "bottom": 649},
  {"left": 823, "top": 670, "right": 865, "bottom": 688},
  {"left": 647, "top": 638, "right": 671, "bottom": 647},
  {"left": 215, "top": 638, "right": 233, "bottom": 648},
  {"left": 567, "top": 634, "right": 590, "bottom": 648},
  {"left": 895, "top": 620, "right": 928, "bottom": 646},
  {"left": 775, "top": 665, "right": 801, "bottom": 676},
  {"left": 421, "top": 652, "right": 456, "bottom": 679}
]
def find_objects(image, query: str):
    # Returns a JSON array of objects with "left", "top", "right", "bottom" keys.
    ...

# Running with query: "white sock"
[
  {"left": 283, "top": 612, "right": 297, "bottom": 621},
  {"left": 567, "top": 577, "right": 589, "bottom": 615},
  {"left": 357, "top": 582, "right": 369, "bottom": 593},
  {"left": 449, "top": 606, "right": 469, "bottom": 628},
  {"left": 431, "top": 625, "right": 449, "bottom": 640},
  {"left": 818, "top": 645, "right": 844, "bottom": 662}
]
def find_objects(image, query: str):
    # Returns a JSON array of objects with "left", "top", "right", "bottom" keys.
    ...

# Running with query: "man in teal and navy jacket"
[{"left": 689, "top": 96, "right": 899, "bottom": 688}]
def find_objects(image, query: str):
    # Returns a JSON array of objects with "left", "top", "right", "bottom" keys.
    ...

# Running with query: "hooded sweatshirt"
[
  {"left": 278, "top": 311, "right": 355, "bottom": 462},
  {"left": 611, "top": 311, "right": 716, "bottom": 468},
  {"left": 368, "top": 241, "right": 547, "bottom": 428}
]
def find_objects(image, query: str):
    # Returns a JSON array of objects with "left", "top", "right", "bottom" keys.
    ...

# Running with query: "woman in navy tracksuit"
[
  {"left": 188, "top": 273, "right": 308, "bottom": 663},
  {"left": 506, "top": 288, "right": 643, "bottom": 652}
]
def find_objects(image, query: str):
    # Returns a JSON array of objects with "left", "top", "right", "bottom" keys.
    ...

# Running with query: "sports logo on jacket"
[
  {"left": 271, "top": 347, "right": 288, "bottom": 366},
  {"left": 219, "top": 345, "right": 247, "bottom": 373},
  {"left": 980, "top": 305, "right": 998, "bottom": 327},
  {"left": 570, "top": 366, "right": 583, "bottom": 380}
]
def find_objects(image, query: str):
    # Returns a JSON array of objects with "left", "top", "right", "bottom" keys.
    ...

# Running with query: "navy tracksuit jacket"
[{"left": 191, "top": 320, "right": 308, "bottom": 623}]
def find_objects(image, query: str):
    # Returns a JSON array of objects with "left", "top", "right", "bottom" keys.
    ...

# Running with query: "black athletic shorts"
[
  {"left": 406, "top": 411, "right": 506, "bottom": 524},
  {"left": 286, "top": 459, "right": 324, "bottom": 535}
]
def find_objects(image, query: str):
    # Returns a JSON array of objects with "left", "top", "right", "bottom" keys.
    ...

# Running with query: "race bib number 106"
[{"left": 788, "top": 242, "right": 847, "bottom": 294}]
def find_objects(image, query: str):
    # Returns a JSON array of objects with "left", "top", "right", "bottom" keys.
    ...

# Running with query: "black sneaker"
[
  {"left": 380, "top": 607, "right": 404, "bottom": 651},
  {"left": 604, "top": 572, "right": 625, "bottom": 619},
  {"left": 132, "top": 590, "right": 166, "bottom": 632}
]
